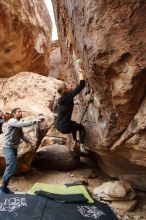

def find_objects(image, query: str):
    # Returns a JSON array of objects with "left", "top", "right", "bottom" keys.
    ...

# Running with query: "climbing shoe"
[{"left": 80, "top": 144, "right": 89, "bottom": 156}]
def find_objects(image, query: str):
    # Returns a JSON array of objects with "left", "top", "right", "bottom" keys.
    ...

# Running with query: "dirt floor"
[{"left": 7, "top": 157, "right": 146, "bottom": 220}]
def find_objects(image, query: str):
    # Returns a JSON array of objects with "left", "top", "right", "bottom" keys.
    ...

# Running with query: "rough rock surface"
[
  {"left": 93, "top": 180, "right": 135, "bottom": 201},
  {"left": 93, "top": 180, "right": 137, "bottom": 211},
  {"left": 111, "top": 200, "right": 137, "bottom": 212},
  {"left": 40, "top": 123, "right": 67, "bottom": 147},
  {"left": 52, "top": 0, "right": 146, "bottom": 190},
  {"left": 0, "top": 72, "right": 62, "bottom": 115},
  {"left": 0, "top": 72, "right": 64, "bottom": 174},
  {"left": 33, "top": 144, "right": 80, "bottom": 171},
  {"left": 0, "top": 0, "right": 51, "bottom": 77},
  {"left": 49, "top": 40, "right": 64, "bottom": 80}
]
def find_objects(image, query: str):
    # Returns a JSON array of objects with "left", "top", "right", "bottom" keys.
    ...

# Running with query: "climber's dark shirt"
[
  {"left": 0, "top": 117, "right": 4, "bottom": 134},
  {"left": 56, "top": 80, "right": 85, "bottom": 133}
]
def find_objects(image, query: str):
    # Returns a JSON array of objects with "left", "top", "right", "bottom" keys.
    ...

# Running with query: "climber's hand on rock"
[
  {"left": 79, "top": 71, "right": 84, "bottom": 80},
  {"left": 76, "top": 58, "right": 83, "bottom": 70},
  {"left": 76, "top": 59, "right": 84, "bottom": 80}
]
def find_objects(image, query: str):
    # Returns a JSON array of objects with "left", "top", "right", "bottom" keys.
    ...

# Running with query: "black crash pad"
[
  {"left": 0, "top": 193, "right": 118, "bottom": 220},
  {"left": 0, "top": 194, "right": 46, "bottom": 220}
]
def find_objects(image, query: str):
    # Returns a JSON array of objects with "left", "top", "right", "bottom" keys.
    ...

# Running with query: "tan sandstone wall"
[
  {"left": 0, "top": 0, "right": 52, "bottom": 77},
  {"left": 49, "top": 40, "right": 64, "bottom": 80},
  {"left": 52, "top": 0, "right": 146, "bottom": 190}
]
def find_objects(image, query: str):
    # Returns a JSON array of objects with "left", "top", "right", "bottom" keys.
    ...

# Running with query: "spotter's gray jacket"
[{"left": 3, "top": 118, "right": 36, "bottom": 149}]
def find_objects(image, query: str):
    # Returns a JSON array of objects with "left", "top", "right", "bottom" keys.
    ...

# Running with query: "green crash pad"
[{"left": 27, "top": 183, "right": 94, "bottom": 203}]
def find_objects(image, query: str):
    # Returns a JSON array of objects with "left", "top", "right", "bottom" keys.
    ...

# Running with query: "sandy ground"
[{"left": 3, "top": 158, "right": 146, "bottom": 220}]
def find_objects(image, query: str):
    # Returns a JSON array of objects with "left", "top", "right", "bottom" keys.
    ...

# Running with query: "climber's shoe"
[{"left": 80, "top": 144, "right": 89, "bottom": 156}]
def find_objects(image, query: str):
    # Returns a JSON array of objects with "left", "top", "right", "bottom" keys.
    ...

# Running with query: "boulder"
[
  {"left": 49, "top": 40, "right": 64, "bottom": 80},
  {"left": 0, "top": 0, "right": 51, "bottom": 77},
  {"left": 0, "top": 72, "right": 63, "bottom": 115},
  {"left": 33, "top": 144, "right": 80, "bottom": 171},
  {"left": 93, "top": 180, "right": 135, "bottom": 201},
  {"left": 52, "top": 0, "right": 146, "bottom": 190},
  {"left": 0, "top": 72, "right": 64, "bottom": 174},
  {"left": 111, "top": 200, "right": 137, "bottom": 212}
]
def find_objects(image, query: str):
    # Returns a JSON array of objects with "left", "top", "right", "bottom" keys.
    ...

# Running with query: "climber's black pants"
[
  {"left": 69, "top": 121, "right": 85, "bottom": 144},
  {"left": 56, "top": 120, "right": 85, "bottom": 144}
]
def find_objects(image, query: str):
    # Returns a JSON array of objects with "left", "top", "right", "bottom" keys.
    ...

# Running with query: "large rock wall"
[
  {"left": 0, "top": 72, "right": 64, "bottom": 174},
  {"left": 49, "top": 40, "right": 64, "bottom": 80},
  {"left": 0, "top": 72, "right": 62, "bottom": 116},
  {"left": 52, "top": 0, "right": 146, "bottom": 190},
  {"left": 0, "top": 0, "right": 52, "bottom": 77}
]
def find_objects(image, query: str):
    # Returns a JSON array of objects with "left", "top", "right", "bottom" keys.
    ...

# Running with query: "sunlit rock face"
[
  {"left": 52, "top": 0, "right": 146, "bottom": 190},
  {"left": 0, "top": 0, "right": 52, "bottom": 77},
  {"left": 0, "top": 71, "right": 64, "bottom": 174},
  {"left": 49, "top": 40, "right": 64, "bottom": 80},
  {"left": 0, "top": 72, "right": 63, "bottom": 116}
]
